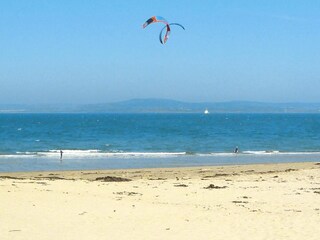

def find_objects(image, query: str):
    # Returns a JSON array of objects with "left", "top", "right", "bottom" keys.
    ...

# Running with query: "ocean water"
[{"left": 1, "top": 113, "right": 320, "bottom": 172}]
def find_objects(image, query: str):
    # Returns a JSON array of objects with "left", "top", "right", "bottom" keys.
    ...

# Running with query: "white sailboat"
[{"left": 204, "top": 108, "right": 209, "bottom": 114}]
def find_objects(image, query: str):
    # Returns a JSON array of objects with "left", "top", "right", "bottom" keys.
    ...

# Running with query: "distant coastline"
[{"left": 1, "top": 98, "right": 320, "bottom": 113}]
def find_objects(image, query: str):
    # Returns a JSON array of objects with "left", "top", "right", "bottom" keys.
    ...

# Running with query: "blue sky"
[{"left": 1, "top": 0, "right": 320, "bottom": 104}]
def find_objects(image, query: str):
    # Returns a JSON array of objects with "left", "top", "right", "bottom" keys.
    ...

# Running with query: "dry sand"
[{"left": 1, "top": 162, "right": 320, "bottom": 240}]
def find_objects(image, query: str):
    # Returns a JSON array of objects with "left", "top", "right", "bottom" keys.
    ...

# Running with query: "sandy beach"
[{"left": 1, "top": 162, "right": 320, "bottom": 240}]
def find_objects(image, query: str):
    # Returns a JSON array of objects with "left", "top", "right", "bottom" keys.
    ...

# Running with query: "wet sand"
[{"left": 1, "top": 162, "right": 320, "bottom": 240}]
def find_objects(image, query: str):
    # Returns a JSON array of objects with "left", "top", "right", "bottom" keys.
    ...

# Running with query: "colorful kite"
[{"left": 142, "top": 16, "right": 184, "bottom": 44}]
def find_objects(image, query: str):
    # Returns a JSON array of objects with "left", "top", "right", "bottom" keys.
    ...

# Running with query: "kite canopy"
[
  {"left": 142, "top": 16, "right": 184, "bottom": 44},
  {"left": 142, "top": 16, "right": 169, "bottom": 28}
]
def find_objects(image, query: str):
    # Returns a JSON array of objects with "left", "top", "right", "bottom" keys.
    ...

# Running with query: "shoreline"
[
  {"left": 0, "top": 159, "right": 320, "bottom": 180},
  {"left": 1, "top": 153, "right": 320, "bottom": 173},
  {"left": 1, "top": 161, "right": 319, "bottom": 181}
]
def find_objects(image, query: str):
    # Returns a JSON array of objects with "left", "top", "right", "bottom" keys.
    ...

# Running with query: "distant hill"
[{"left": 1, "top": 99, "right": 320, "bottom": 113}]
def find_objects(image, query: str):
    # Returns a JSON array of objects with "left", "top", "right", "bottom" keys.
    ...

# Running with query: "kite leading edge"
[{"left": 142, "top": 16, "right": 185, "bottom": 44}]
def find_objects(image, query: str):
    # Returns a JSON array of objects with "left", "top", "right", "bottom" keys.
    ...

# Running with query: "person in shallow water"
[
  {"left": 60, "top": 150, "right": 63, "bottom": 160},
  {"left": 234, "top": 146, "right": 239, "bottom": 153}
]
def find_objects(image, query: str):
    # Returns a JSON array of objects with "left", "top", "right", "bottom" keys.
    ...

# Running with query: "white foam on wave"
[
  {"left": 0, "top": 151, "right": 38, "bottom": 158},
  {"left": 198, "top": 153, "right": 235, "bottom": 157},
  {"left": 198, "top": 151, "right": 281, "bottom": 156},
  {"left": 197, "top": 151, "right": 320, "bottom": 156},
  {"left": 40, "top": 150, "right": 187, "bottom": 158},
  {"left": 274, "top": 151, "right": 320, "bottom": 155},
  {"left": 16, "top": 151, "right": 37, "bottom": 154},
  {"left": 242, "top": 150, "right": 320, "bottom": 155},
  {"left": 242, "top": 150, "right": 280, "bottom": 155},
  {"left": 1, "top": 150, "right": 320, "bottom": 159},
  {"left": 49, "top": 149, "right": 101, "bottom": 154},
  {"left": 1, "top": 150, "right": 186, "bottom": 159}
]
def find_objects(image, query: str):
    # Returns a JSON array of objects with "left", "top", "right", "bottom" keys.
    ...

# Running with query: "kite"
[{"left": 142, "top": 16, "right": 184, "bottom": 44}]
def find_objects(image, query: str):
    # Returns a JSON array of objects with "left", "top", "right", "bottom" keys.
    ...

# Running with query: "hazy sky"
[{"left": 1, "top": 0, "right": 320, "bottom": 104}]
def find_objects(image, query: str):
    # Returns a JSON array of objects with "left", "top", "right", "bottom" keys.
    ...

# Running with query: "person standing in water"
[
  {"left": 234, "top": 146, "right": 239, "bottom": 153},
  {"left": 60, "top": 150, "right": 63, "bottom": 160}
]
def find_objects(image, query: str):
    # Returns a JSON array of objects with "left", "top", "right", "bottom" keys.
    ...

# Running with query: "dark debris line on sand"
[
  {"left": 174, "top": 184, "right": 188, "bottom": 187},
  {"left": 34, "top": 176, "right": 69, "bottom": 180},
  {"left": 204, "top": 184, "right": 227, "bottom": 189},
  {"left": 148, "top": 178, "right": 167, "bottom": 180},
  {"left": 232, "top": 201, "right": 249, "bottom": 204},
  {"left": 202, "top": 173, "right": 231, "bottom": 179},
  {"left": 0, "top": 176, "right": 24, "bottom": 180},
  {"left": 95, "top": 176, "right": 132, "bottom": 182},
  {"left": 114, "top": 191, "right": 142, "bottom": 196}
]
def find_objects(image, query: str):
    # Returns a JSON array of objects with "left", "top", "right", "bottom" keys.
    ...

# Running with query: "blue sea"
[{"left": 1, "top": 113, "right": 320, "bottom": 172}]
